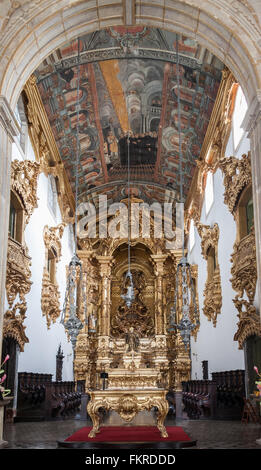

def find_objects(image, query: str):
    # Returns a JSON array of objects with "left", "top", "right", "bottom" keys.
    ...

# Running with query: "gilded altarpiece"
[{"left": 72, "top": 204, "right": 197, "bottom": 401}]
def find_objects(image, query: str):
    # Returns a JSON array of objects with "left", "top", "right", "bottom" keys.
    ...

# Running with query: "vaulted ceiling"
[{"left": 34, "top": 26, "right": 224, "bottom": 205}]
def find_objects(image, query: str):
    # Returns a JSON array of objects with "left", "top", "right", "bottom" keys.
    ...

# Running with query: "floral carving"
[
  {"left": 220, "top": 152, "right": 260, "bottom": 347},
  {"left": 230, "top": 228, "right": 260, "bottom": 348},
  {"left": 219, "top": 152, "right": 252, "bottom": 216},
  {"left": 233, "top": 297, "right": 261, "bottom": 349},
  {"left": 196, "top": 222, "right": 222, "bottom": 326},
  {"left": 3, "top": 301, "right": 29, "bottom": 352},
  {"left": 11, "top": 159, "right": 40, "bottom": 225},
  {"left": 111, "top": 270, "right": 154, "bottom": 338},
  {"left": 4, "top": 159, "right": 39, "bottom": 351},
  {"left": 41, "top": 223, "right": 65, "bottom": 328},
  {"left": 5, "top": 238, "right": 32, "bottom": 307},
  {"left": 230, "top": 227, "right": 257, "bottom": 302},
  {"left": 43, "top": 223, "right": 65, "bottom": 261},
  {"left": 41, "top": 268, "right": 61, "bottom": 329}
]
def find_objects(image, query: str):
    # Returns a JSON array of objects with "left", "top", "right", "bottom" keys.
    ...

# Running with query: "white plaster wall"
[{"left": 188, "top": 125, "right": 250, "bottom": 380}]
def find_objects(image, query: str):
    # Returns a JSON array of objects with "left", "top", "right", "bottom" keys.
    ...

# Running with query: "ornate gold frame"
[
  {"left": 41, "top": 223, "right": 65, "bottom": 329},
  {"left": 196, "top": 222, "right": 222, "bottom": 326}
]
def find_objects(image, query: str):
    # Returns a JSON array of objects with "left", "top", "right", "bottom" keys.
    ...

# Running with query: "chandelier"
[
  {"left": 168, "top": 35, "right": 200, "bottom": 350},
  {"left": 121, "top": 30, "right": 135, "bottom": 309},
  {"left": 61, "top": 38, "right": 87, "bottom": 349}
]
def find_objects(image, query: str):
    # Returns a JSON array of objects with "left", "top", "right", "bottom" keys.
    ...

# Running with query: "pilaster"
[
  {"left": 151, "top": 254, "right": 167, "bottom": 335},
  {"left": 96, "top": 256, "right": 113, "bottom": 338}
]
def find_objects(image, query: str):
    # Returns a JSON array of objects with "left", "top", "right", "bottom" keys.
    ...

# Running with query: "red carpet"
[{"left": 65, "top": 426, "right": 192, "bottom": 443}]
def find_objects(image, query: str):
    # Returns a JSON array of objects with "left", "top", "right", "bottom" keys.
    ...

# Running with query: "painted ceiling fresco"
[{"left": 34, "top": 27, "right": 224, "bottom": 202}]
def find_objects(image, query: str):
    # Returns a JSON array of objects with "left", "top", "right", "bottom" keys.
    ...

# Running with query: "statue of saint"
[
  {"left": 87, "top": 291, "right": 98, "bottom": 332},
  {"left": 125, "top": 327, "right": 140, "bottom": 353}
]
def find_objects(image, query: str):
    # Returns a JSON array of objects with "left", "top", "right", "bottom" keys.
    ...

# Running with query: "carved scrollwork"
[
  {"left": 190, "top": 264, "right": 200, "bottom": 340},
  {"left": 11, "top": 159, "right": 40, "bottom": 225},
  {"left": 3, "top": 301, "right": 29, "bottom": 352},
  {"left": 230, "top": 227, "right": 257, "bottom": 302},
  {"left": 41, "top": 223, "right": 65, "bottom": 328},
  {"left": 111, "top": 270, "right": 154, "bottom": 338},
  {"left": 118, "top": 394, "right": 139, "bottom": 422},
  {"left": 219, "top": 152, "right": 252, "bottom": 216},
  {"left": 196, "top": 222, "right": 222, "bottom": 326},
  {"left": 5, "top": 238, "right": 32, "bottom": 307},
  {"left": 87, "top": 389, "right": 169, "bottom": 438},
  {"left": 173, "top": 357, "right": 191, "bottom": 390},
  {"left": 220, "top": 152, "right": 260, "bottom": 346},
  {"left": 43, "top": 223, "right": 65, "bottom": 261},
  {"left": 197, "top": 222, "right": 219, "bottom": 259},
  {"left": 41, "top": 268, "right": 61, "bottom": 329},
  {"left": 233, "top": 297, "right": 261, "bottom": 349},
  {"left": 230, "top": 228, "right": 260, "bottom": 348},
  {"left": 202, "top": 271, "right": 222, "bottom": 327},
  {"left": 4, "top": 159, "right": 39, "bottom": 350}
]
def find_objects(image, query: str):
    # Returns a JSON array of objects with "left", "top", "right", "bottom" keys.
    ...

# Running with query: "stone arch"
[{"left": 0, "top": 1, "right": 260, "bottom": 109}]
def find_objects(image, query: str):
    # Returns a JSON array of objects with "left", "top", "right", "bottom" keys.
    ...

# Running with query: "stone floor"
[{"left": 2, "top": 412, "right": 261, "bottom": 449}]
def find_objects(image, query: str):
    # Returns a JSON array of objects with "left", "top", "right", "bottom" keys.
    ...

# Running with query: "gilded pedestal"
[{"left": 87, "top": 389, "right": 169, "bottom": 438}]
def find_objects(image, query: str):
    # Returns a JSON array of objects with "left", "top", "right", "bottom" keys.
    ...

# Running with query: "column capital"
[
  {"left": 150, "top": 254, "right": 168, "bottom": 262},
  {"left": 96, "top": 255, "right": 114, "bottom": 264},
  {"left": 0, "top": 95, "right": 20, "bottom": 140}
]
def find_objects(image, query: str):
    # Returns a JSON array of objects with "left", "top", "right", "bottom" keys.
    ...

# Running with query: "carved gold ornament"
[
  {"left": 190, "top": 264, "right": 200, "bottom": 340},
  {"left": 111, "top": 269, "right": 154, "bottom": 338},
  {"left": 41, "top": 224, "right": 65, "bottom": 328},
  {"left": 87, "top": 389, "right": 169, "bottom": 438},
  {"left": 196, "top": 222, "right": 222, "bottom": 326},
  {"left": 219, "top": 152, "right": 252, "bottom": 216},
  {"left": 11, "top": 159, "right": 40, "bottom": 225},
  {"left": 43, "top": 223, "right": 65, "bottom": 261},
  {"left": 233, "top": 297, "right": 261, "bottom": 349},
  {"left": 41, "top": 269, "right": 61, "bottom": 329},
  {"left": 3, "top": 302, "right": 29, "bottom": 352},
  {"left": 5, "top": 238, "right": 32, "bottom": 307},
  {"left": 230, "top": 229, "right": 259, "bottom": 348},
  {"left": 230, "top": 227, "right": 257, "bottom": 302}
]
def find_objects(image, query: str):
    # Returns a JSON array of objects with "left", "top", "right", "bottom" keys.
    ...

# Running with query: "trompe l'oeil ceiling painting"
[{"left": 34, "top": 26, "right": 224, "bottom": 203}]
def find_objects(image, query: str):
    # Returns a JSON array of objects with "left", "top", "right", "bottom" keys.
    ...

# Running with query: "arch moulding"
[{"left": 0, "top": 0, "right": 261, "bottom": 109}]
